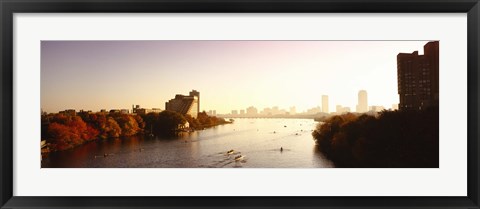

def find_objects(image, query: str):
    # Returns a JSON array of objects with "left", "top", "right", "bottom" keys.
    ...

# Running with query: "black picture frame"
[{"left": 1, "top": 0, "right": 479, "bottom": 208}]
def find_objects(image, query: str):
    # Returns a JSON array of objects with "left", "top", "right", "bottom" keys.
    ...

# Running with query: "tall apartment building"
[{"left": 397, "top": 41, "right": 439, "bottom": 110}]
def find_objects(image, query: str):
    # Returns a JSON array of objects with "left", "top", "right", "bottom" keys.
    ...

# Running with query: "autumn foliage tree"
[
  {"left": 112, "top": 113, "right": 140, "bottom": 136},
  {"left": 184, "top": 111, "right": 229, "bottom": 129},
  {"left": 133, "top": 114, "right": 145, "bottom": 130},
  {"left": 312, "top": 107, "right": 439, "bottom": 168},
  {"left": 42, "top": 110, "right": 231, "bottom": 152},
  {"left": 46, "top": 115, "right": 98, "bottom": 151},
  {"left": 44, "top": 113, "right": 120, "bottom": 151},
  {"left": 105, "top": 117, "right": 122, "bottom": 138}
]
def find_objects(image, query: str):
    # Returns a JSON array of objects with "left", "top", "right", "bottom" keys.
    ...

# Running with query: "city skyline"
[
  {"left": 41, "top": 40, "right": 431, "bottom": 114},
  {"left": 43, "top": 89, "right": 395, "bottom": 115}
]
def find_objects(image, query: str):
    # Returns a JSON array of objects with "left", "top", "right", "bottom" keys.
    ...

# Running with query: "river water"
[{"left": 42, "top": 118, "right": 334, "bottom": 168}]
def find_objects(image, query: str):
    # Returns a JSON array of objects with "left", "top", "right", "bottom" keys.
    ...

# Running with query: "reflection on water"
[{"left": 42, "top": 118, "right": 334, "bottom": 168}]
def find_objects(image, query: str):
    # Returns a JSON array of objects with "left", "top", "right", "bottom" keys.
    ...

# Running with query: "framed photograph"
[{"left": 1, "top": 0, "right": 479, "bottom": 208}]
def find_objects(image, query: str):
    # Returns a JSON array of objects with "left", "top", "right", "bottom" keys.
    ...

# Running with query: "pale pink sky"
[{"left": 41, "top": 41, "right": 430, "bottom": 114}]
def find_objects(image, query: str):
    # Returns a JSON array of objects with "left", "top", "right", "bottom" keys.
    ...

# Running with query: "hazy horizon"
[{"left": 41, "top": 40, "right": 431, "bottom": 114}]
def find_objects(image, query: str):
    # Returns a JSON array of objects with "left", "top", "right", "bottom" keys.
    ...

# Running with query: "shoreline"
[{"left": 42, "top": 123, "right": 233, "bottom": 154}]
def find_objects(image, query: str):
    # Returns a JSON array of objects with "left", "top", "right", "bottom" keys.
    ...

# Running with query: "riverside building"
[
  {"left": 165, "top": 90, "right": 200, "bottom": 118},
  {"left": 397, "top": 41, "right": 439, "bottom": 110}
]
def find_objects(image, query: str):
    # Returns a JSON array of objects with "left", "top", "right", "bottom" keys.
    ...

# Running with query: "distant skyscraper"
[
  {"left": 322, "top": 95, "right": 329, "bottom": 113},
  {"left": 307, "top": 106, "right": 321, "bottom": 115},
  {"left": 397, "top": 41, "right": 439, "bottom": 110},
  {"left": 289, "top": 106, "right": 296, "bottom": 115},
  {"left": 336, "top": 105, "right": 350, "bottom": 114},
  {"left": 336, "top": 105, "right": 342, "bottom": 113},
  {"left": 262, "top": 107, "right": 272, "bottom": 115},
  {"left": 370, "top": 106, "right": 385, "bottom": 112},
  {"left": 207, "top": 110, "right": 217, "bottom": 116},
  {"left": 272, "top": 106, "right": 280, "bottom": 115},
  {"left": 356, "top": 90, "right": 368, "bottom": 113},
  {"left": 246, "top": 106, "right": 258, "bottom": 115}
]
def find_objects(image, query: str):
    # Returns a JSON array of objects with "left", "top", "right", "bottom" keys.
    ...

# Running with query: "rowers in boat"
[
  {"left": 227, "top": 149, "right": 235, "bottom": 155},
  {"left": 234, "top": 155, "right": 245, "bottom": 161}
]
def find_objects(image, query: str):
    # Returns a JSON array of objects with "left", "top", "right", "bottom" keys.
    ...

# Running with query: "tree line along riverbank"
[
  {"left": 41, "top": 111, "right": 231, "bottom": 152},
  {"left": 312, "top": 107, "right": 439, "bottom": 168}
]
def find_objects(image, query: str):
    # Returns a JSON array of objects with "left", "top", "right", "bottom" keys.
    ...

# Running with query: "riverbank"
[
  {"left": 312, "top": 107, "right": 439, "bottom": 168},
  {"left": 41, "top": 111, "right": 232, "bottom": 153}
]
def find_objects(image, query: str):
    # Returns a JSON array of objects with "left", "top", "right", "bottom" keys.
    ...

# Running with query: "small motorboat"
[
  {"left": 227, "top": 149, "right": 235, "bottom": 155},
  {"left": 234, "top": 155, "right": 245, "bottom": 161}
]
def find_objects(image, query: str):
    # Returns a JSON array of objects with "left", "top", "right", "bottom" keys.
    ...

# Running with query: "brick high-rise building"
[{"left": 397, "top": 41, "right": 439, "bottom": 110}]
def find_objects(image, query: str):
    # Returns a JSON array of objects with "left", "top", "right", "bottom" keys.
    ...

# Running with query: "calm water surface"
[{"left": 42, "top": 118, "right": 334, "bottom": 168}]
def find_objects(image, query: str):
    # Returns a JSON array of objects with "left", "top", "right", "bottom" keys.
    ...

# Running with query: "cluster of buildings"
[
  {"left": 52, "top": 42, "right": 438, "bottom": 118},
  {"left": 206, "top": 110, "right": 217, "bottom": 116},
  {"left": 335, "top": 105, "right": 351, "bottom": 114},
  {"left": 132, "top": 105, "right": 162, "bottom": 115},
  {"left": 303, "top": 41, "right": 439, "bottom": 115},
  {"left": 339, "top": 90, "right": 388, "bottom": 114},
  {"left": 333, "top": 90, "right": 397, "bottom": 115},
  {"left": 223, "top": 90, "right": 386, "bottom": 117},
  {"left": 259, "top": 106, "right": 283, "bottom": 115},
  {"left": 316, "top": 94, "right": 382, "bottom": 114},
  {"left": 54, "top": 90, "right": 203, "bottom": 118},
  {"left": 329, "top": 41, "right": 439, "bottom": 113},
  {"left": 103, "top": 109, "right": 134, "bottom": 114},
  {"left": 223, "top": 86, "right": 408, "bottom": 117},
  {"left": 330, "top": 41, "right": 438, "bottom": 113},
  {"left": 228, "top": 106, "right": 305, "bottom": 117}
]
